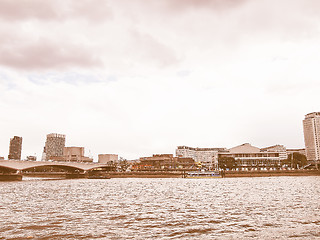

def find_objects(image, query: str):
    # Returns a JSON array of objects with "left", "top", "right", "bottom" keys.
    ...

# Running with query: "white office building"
[
  {"left": 303, "top": 112, "right": 320, "bottom": 168},
  {"left": 176, "top": 146, "right": 227, "bottom": 169}
]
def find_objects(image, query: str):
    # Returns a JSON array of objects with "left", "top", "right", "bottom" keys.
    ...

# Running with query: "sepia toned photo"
[{"left": 0, "top": 0, "right": 319, "bottom": 239}]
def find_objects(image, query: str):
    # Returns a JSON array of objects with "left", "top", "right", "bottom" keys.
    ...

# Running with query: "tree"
[
  {"left": 118, "top": 157, "right": 129, "bottom": 172},
  {"left": 218, "top": 157, "right": 236, "bottom": 170},
  {"left": 283, "top": 153, "right": 307, "bottom": 169}
]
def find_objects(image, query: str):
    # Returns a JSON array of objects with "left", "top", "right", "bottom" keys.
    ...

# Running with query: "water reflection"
[{"left": 0, "top": 177, "right": 319, "bottom": 239}]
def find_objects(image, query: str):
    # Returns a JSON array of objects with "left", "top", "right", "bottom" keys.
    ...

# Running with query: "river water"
[{"left": 0, "top": 176, "right": 319, "bottom": 239}]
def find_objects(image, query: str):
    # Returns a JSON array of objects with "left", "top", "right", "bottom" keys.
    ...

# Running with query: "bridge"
[{"left": 0, "top": 160, "right": 110, "bottom": 174}]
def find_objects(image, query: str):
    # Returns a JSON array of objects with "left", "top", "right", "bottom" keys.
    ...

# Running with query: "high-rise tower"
[
  {"left": 43, "top": 133, "right": 66, "bottom": 161},
  {"left": 8, "top": 136, "right": 22, "bottom": 160},
  {"left": 303, "top": 112, "right": 320, "bottom": 168}
]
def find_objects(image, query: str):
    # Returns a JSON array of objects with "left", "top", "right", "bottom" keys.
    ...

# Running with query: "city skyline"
[
  {"left": 1, "top": 0, "right": 320, "bottom": 159},
  {"left": 0, "top": 124, "right": 310, "bottom": 162}
]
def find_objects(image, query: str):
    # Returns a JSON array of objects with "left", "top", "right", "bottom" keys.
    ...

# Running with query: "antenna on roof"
[{"left": 88, "top": 149, "right": 93, "bottom": 158}]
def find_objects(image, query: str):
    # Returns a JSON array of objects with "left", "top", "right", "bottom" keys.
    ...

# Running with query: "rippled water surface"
[{"left": 0, "top": 177, "right": 319, "bottom": 239}]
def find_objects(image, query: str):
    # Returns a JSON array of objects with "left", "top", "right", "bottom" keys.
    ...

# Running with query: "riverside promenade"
[
  {"left": 3, "top": 170, "right": 320, "bottom": 180},
  {"left": 223, "top": 169, "right": 320, "bottom": 178},
  {"left": 107, "top": 169, "right": 320, "bottom": 178}
]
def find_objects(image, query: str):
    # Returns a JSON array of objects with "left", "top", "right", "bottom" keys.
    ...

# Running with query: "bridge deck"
[{"left": 0, "top": 160, "right": 108, "bottom": 171}]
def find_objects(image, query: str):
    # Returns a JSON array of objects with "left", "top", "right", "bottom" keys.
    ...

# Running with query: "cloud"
[
  {"left": 128, "top": 30, "right": 180, "bottom": 68},
  {"left": 1, "top": 0, "right": 320, "bottom": 73},
  {"left": 0, "top": 0, "right": 112, "bottom": 22},
  {"left": 164, "top": 0, "right": 247, "bottom": 11},
  {"left": 1, "top": 0, "right": 320, "bottom": 159},
  {"left": 122, "top": 0, "right": 248, "bottom": 14},
  {"left": 0, "top": 37, "right": 102, "bottom": 71}
]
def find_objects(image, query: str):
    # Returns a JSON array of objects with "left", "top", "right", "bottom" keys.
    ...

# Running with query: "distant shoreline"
[
  {"left": 223, "top": 169, "right": 320, "bottom": 178},
  {"left": 4, "top": 169, "right": 319, "bottom": 180},
  {"left": 108, "top": 170, "right": 320, "bottom": 178}
]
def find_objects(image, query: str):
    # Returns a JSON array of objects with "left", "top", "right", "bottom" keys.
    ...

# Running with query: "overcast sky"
[{"left": 1, "top": 0, "right": 319, "bottom": 160}]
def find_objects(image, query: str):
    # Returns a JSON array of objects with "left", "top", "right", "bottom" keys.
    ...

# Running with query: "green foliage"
[
  {"left": 283, "top": 153, "right": 307, "bottom": 168},
  {"left": 118, "top": 157, "right": 129, "bottom": 172},
  {"left": 218, "top": 157, "right": 236, "bottom": 170}
]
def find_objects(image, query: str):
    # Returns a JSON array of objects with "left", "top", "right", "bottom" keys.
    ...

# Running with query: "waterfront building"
[
  {"left": 136, "top": 154, "right": 195, "bottom": 170},
  {"left": 287, "top": 148, "right": 306, "bottom": 156},
  {"left": 50, "top": 147, "right": 93, "bottom": 163},
  {"left": 43, "top": 133, "right": 66, "bottom": 161},
  {"left": 260, "top": 144, "right": 288, "bottom": 160},
  {"left": 303, "top": 112, "right": 320, "bottom": 168},
  {"left": 176, "top": 146, "right": 227, "bottom": 169},
  {"left": 218, "top": 143, "right": 287, "bottom": 169},
  {"left": 8, "top": 136, "right": 22, "bottom": 160},
  {"left": 98, "top": 154, "right": 118, "bottom": 164}
]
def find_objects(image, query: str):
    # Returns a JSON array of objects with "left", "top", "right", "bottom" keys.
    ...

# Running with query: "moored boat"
[{"left": 184, "top": 171, "right": 222, "bottom": 178}]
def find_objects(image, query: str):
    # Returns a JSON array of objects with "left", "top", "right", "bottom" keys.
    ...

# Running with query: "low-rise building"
[
  {"left": 176, "top": 146, "right": 227, "bottom": 169},
  {"left": 135, "top": 154, "right": 195, "bottom": 170},
  {"left": 260, "top": 144, "right": 288, "bottom": 160},
  {"left": 50, "top": 147, "right": 93, "bottom": 163},
  {"left": 218, "top": 143, "right": 287, "bottom": 169},
  {"left": 98, "top": 154, "right": 118, "bottom": 164},
  {"left": 287, "top": 148, "right": 306, "bottom": 156}
]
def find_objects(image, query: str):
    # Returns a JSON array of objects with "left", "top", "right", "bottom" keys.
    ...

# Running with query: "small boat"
[{"left": 184, "top": 171, "right": 222, "bottom": 178}]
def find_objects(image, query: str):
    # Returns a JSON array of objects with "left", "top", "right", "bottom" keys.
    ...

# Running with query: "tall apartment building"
[
  {"left": 43, "top": 133, "right": 66, "bottom": 161},
  {"left": 303, "top": 112, "right": 320, "bottom": 167},
  {"left": 176, "top": 146, "right": 227, "bottom": 169},
  {"left": 8, "top": 136, "right": 23, "bottom": 160}
]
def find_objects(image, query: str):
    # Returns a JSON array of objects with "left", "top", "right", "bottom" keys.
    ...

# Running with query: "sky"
[{"left": 0, "top": 0, "right": 320, "bottom": 161}]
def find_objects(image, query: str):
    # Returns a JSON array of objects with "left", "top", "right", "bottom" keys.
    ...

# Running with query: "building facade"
[
  {"left": 176, "top": 146, "right": 227, "bottom": 169},
  {"left": 136, "top": 154, "right": 195, "bottom": 170},
  {"left": 8, "top": 136, "right": 23, "bottom": 160},
  {"left": 50, "top": 147, "right": 93, "bottom": 163},
  {"left": 286, "top": 148, "right": 306, "bottom": 156},
  {"left": 98, "top": 154, "right": 118, "bottom": 164},
  {"left": 43, "top": 133, "right": 66, "bottom": 161},
  {"left": 176, "top": 144, "right": 289, "bottom": 170},
  {"left": 218, "top": 143, "right": 287, "bottom": 169},
  {"left": 303, "top": 112, "right": 320, "bottom": 167},
  {"left": 260, "top": 144, "right": 288, "bottom": 160}
]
